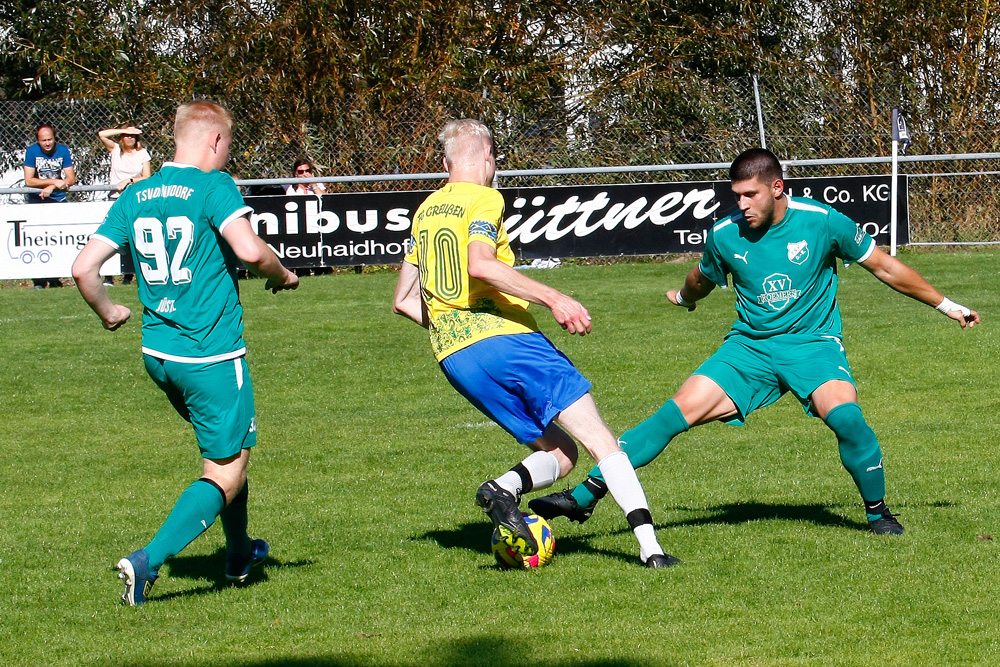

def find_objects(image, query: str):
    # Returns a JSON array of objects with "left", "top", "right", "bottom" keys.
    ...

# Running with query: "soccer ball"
[{"left": 490, "top": 513, "right": 556, "bottom": 569}]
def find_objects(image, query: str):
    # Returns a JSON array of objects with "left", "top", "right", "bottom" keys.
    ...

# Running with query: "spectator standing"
[
  {"left": 98, "top": 123, "right": 151, "bottom": 199},
  {"left": 98, "top": 123, "right": 151, "bottom": 284},
  {"left": 285, "top": 158, "right": 333, "bottom": 275},
  {"left": 285, "top": 158, "right": 327, "bottom": 195},
  {"left": 24, "top": 124, "right": 76, "bottom": 288}
]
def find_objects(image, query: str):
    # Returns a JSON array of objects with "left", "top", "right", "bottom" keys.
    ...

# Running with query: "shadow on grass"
[
  {"left": 659, "top": 501, "right": 871, "bottom": 531},
  {"left": 414, "top": 499, "right": 924, "bottom": 562},
  {"left": 414, "top": 521, "right": 641, "bottom": 566},
  {"left": 91, "top": 636, "right": 658, "bottom": 667},
  {"left": 660, "top": 499, "right": 951, "bottom": 530},
  {"left": 416, "top": 521, "right": 493, "bottom": 554},
  {"left": 148, "top": 547, "right": 314, "bottom": 603}
]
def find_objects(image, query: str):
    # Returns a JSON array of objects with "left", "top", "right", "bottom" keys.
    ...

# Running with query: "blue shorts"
[
  {"left": 694, "top": 332, "right": 855, "bottom": 425},
  {"left": 143, "top": 354, "right": 258, "bottom": 460},
  {"left": 439, "top": 332, "right": 592, "bottom": 444}
]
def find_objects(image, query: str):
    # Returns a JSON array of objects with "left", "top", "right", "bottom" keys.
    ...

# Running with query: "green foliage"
[
  {"left": 782, "top": 0, "right": 1000, "bottom": 157},
  {"left": 0, "top": 252, "right": 998, "bottom": 665},
  {"left": 5, "top": 1, "right": 998, "bottom": 172}
]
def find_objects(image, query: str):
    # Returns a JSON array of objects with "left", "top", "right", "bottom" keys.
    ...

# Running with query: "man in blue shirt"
[
  {"left": 24, "top": 124, "right": 77, "bottom": 287},
  {"left": 24, "top": 124, "right": 75, "bottom": 203}
]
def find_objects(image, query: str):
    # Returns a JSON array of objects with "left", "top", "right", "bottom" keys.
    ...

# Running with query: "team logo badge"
[
  {"left": 758, "top": 273, "right": 802, "bottom": 311},
  {"left": 787, "top": 240, "right": 809, "bottom": 264}
]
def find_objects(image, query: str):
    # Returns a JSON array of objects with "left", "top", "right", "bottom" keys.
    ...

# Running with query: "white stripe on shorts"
[{"left": 235, "top": 358, "right": 243, "bottom": 390}]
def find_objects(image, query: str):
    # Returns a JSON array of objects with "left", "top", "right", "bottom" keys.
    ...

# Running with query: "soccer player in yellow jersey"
[{"left": 393, "top": 119, "right": 677, "bottom": 567}]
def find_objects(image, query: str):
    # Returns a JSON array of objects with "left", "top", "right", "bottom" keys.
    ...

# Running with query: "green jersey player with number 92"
[{"left": 73, "top": 100, "right": 299, "bottom": 606}]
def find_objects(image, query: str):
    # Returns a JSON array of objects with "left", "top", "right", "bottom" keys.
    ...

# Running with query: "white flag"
[{"left": 892, "top": 108, "right": 912, "bottom": 155}]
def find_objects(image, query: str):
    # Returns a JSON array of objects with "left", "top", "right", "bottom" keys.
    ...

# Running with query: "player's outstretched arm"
[
  {"left": 221, "top": 217, "right": 298, "bottom": 294},
  {"left": 392, "top": 261, "right": 429, "bottom": 327},
  {"left": 860, "top": 246, "right": 980, "bottom": 329},
  {"left": 666, "top": 265, "right": 716, "bottom": 312},
  {"left": 72, "top": 239, "right": 132, "bottom": 331},
  {"left": 467, "top": 240, "right": 592, "bottom": 335}
]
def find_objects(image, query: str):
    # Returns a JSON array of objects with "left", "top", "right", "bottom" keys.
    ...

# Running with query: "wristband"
[
  {"left": 936, "top": 297, "right": 971, "bottom": 318},
  {"left": 674, "top": 291, "right": 691, "bottom": 307}
]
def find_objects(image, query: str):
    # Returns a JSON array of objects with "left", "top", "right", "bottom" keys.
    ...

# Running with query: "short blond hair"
[
  {"left": 438, "top": 119, "right": 493, "bottom": 169},
  {"left": 174, "top": 100, "right": 233, "bottom": 144}
]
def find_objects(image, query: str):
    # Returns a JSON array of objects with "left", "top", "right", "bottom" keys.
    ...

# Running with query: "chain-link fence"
[{"left": 3, "top": 76, "right": 999, "bottom": 243}]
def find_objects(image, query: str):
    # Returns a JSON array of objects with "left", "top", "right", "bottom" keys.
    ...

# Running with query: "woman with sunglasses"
[
  {"left": 99, "top": 122, "right": 152, "bottom": 199},
  {"left": 285, "top": 158, "right": 328, "bottom": 195},
  {"left": 98, "top": 122, "right": 152, "bottom": 285}
]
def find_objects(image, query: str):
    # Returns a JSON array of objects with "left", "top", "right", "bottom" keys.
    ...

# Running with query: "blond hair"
[
  {"left": 438, "top": 119, "right": 493, "bottom": 170},
  {"left": 174, "top": 100, "right": 233, "bottom": 145}
]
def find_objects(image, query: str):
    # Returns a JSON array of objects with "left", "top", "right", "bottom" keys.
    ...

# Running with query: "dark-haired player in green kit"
[
  {"left": 531, "top": 147, "right": 980, "bottom": 535},
  {"left": 73, "top": 100, "right": 299, "bottom": 605}
]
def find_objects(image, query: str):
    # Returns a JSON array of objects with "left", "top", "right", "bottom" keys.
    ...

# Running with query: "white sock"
[
  {"left": 520, "top": 450, "right": 561, "bottom": 491},
  {"left": 632, "top": 524, "right": 660, "bottom": 563},
  {"left": 495, "top": 450, "right": 561, "bottom": 498},
  {"left": 597, "top": 450, "right": 664, "bottom": 562},
  {"left": 494, "top": 471, "right": 522, "bottom": 497}
]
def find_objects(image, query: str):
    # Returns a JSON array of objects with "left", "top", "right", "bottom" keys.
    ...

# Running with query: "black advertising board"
[{"left": 245, "top": 175, "right": 907, "bottom": 268}]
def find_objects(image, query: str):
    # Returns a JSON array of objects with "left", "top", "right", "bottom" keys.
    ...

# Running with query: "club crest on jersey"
[
  {"left": 787, "top": 240, "right": 809, "bottom": 265},
  {"left": 758, "top": 273, "right": 802, "bottom": 311}
]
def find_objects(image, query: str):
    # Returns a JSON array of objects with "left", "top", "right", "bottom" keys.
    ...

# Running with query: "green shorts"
[
  {"left": 143, "top": 354, "right": 257, "bottom": 460},
  {"left": 693, "top": 333, "right": 855, "bottom": 425}
]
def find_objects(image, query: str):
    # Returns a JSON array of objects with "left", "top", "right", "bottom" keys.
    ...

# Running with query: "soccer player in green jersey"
[
  {"left": 394, "top": 119, "right": 677, "bottom": 567},
  {"left": 531, "top": 147, "right": 979, "bottom": 535},
  {"left": 72, "top": 100, "right": 299, "bottom": 605}
]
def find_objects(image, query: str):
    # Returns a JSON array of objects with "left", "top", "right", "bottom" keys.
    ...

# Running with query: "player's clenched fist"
[
  {"left": 550, "top": 293, "right": 592, "bottom": 335},
  {"left": 103, "top": 304, "right": 131, "bottom": 331}
]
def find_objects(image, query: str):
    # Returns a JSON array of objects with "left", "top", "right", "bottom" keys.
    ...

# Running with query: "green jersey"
[
  {"left": 93, "top": 162, "right": 253, "bottom": 362},
  {"left": 699, "top": 195, "right": 875, "bottom": 340}
]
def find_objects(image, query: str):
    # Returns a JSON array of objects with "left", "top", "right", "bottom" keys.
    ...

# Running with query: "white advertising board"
[{"left": 1, "top": 202, "right": 120, "bottom": 279}]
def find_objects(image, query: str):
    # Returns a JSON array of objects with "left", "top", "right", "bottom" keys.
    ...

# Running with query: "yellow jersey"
[{"left": 405, "top": 181, "right": 539, "bottom": 361}]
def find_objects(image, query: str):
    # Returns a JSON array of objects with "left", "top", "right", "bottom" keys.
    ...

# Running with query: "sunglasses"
[{"left": 296, "top": 168, "right": 312, "bottom": 175}]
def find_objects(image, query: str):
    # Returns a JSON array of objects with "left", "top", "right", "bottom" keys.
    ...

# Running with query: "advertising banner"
[
  {"left": 247, "top": 175, "right": 908, "bottom": 267},
  {"left": 0, "top": 201, "right": 120, "bottom": 279},
  {"left": 0, "top": 175, "right": 907, "bottom": 278}
]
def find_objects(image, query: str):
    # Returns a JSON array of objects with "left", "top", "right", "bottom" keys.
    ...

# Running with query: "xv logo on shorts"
[{"left": 758, "top": 273, "right": 802, "bottom": 311}]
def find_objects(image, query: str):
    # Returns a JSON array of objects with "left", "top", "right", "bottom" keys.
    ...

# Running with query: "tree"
[{"left": 2, "top": 0, "right": 997, "bottom": 181}]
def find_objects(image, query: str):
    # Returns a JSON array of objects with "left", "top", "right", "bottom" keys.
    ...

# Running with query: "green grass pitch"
[{"left": 1, "top": 251, "right": 998, "bottom": 666}]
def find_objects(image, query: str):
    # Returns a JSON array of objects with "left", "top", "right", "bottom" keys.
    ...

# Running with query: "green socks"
[
  {"left": 571, "top": 399, "right": 689, "bottom": 507},
  {"left": 144, "top": 478, "right": 226, "bottom": 573},
  {"left": 823, "top": 402, "right": 886, "bottom": 506},
  {"left": 220, "top": 481, "right": 251, "bottom": 557},
  {"left": 565, "top": 399, "right": 888, "bottom": 519}
]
